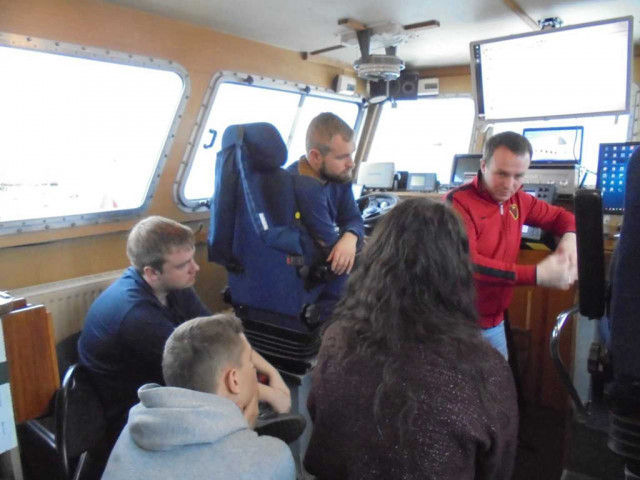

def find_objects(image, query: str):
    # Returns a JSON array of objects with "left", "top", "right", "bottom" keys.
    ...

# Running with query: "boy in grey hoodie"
[{"left": 102, "top": 314, "right": 295, "bottom": 480}]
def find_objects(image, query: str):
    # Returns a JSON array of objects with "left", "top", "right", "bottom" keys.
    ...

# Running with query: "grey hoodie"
[{"left": 102, "top": 384, "right": 295, "bottom": 480}]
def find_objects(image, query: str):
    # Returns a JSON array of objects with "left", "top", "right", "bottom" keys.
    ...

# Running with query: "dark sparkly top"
[{"left": 304, "top": 322, "right": 518, "bottom": 480}]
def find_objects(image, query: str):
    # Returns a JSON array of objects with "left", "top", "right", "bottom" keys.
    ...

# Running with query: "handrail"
[{"left": 551, "top": 305, "right": 588, "bottom": 418}]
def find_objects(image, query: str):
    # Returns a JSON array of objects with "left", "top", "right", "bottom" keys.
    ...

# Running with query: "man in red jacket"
[{"left": 447, "top": 131, "right": 577, "bottom": 359}]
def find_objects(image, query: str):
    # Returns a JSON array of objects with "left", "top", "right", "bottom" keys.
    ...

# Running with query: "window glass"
[
  {"left": 0, "top": 40, "right": 185, "bottom": 227},
  {"left": 182, "top": 83, "right": 301, "bottom": 200},
  {"left": 179, "top": 76, "right": 363, "bottom": 205},
  {"left": 286, "top": 96, "right": 360, "bottom": 165},
  {"left": 367, "top": 96, "right": 475, "bottom": 186},
  {"left": 492, "top": 115, "right": 630, "bottom": 186}
]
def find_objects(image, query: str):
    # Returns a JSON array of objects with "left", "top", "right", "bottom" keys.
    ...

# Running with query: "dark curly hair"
[{"left": 330, "top": 197, "right": 484, "bottom": 441}]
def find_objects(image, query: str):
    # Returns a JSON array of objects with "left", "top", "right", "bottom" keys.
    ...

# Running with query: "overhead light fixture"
[{"left": 353, "top": 54, "right": 405, "bottom": 82}]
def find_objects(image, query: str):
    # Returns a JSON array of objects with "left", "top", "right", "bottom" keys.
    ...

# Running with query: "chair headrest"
[{"left": 221, "top": 123, "right": 287, "bottom": 171}]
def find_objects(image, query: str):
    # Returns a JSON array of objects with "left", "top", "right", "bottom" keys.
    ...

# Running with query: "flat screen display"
[
  {"left": 471, "top": 17, "right": 632, "bottom": 122},
  {"left": 450, "top": 154, "right": 482, "bottom": 187},
  {"left": 407, "top": 173, "right": 437, "bottom": 192},
  {"left": 596, "top": 142, "right": 640, "bottom": 214},
  {"left": 523, "top": 126, "right": 584, "bottom": 165},
  {"left": 410, "top": 175, "right": 426, "bottom": 187}
]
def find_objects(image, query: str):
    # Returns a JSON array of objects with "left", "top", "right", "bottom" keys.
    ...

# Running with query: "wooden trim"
[{"left": 2, "top": 304, "right": 60, "bottom": 422}]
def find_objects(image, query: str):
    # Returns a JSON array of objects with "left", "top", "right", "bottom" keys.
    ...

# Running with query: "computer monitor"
[
  {"left": 450, "top": 154, "right": 482, "bottom": 187},
  {"left": 356, "top": 162, "right": 395, "bottom": 189},
  {"left": 596, "top": 142, "right": 640, "bottom": 214},
  {"left": 523, "top": 126, "right": 584, "bottom": 165},
  {"left": 471, "top": 17, "right": 632, "bottom": 122}
]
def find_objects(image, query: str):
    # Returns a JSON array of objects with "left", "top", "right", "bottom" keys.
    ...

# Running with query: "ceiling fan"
[{"left": 302, "top": 18, "right": 440, "bottom": 82}]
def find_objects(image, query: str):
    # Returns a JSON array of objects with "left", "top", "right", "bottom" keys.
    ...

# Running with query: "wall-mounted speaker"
[
  {"left": 368, "top": 71, "right": 420, "bottom": 102},
  {"left": 397, "top": 71, "right": 419, "bottom": 100}
]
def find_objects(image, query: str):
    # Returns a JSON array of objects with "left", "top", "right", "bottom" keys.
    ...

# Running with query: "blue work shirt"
[
  {"left": 286, "top": 158, "right": 364, "bottom": 251},
  {"left": 78, "top": 267, "right": 210, "bottom": 419}
]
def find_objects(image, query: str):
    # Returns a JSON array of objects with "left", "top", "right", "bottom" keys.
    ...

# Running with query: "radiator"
[{"left": 9, "top": 270, "right": 123, "bottom": 343}]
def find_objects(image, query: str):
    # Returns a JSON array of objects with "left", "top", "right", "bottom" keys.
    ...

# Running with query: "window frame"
[
  {"left": 174, "top": 71, "right": 364, "bottom": 211},
  {"left": 365, "top": 93, "right": 477, "bottom": 182},
  {"left": 0, "top": 31, "right": 190, "bottom": 236}
]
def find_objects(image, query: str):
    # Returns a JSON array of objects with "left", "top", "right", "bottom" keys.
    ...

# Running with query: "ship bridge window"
[
  {"left": 176, "top": 72, "right": 363, "bottom": 209},
  {"left": 0, "top": 33, "right": 188, "bottom": 235},
  {"left": 366, "top": 96, "right": 475, "bottom": 186}
]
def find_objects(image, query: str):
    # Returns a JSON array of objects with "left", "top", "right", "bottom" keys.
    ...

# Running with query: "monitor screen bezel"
[
  {"left": 523, "top": 126, "right": 585, "bottom": 165},
  {"left": 470, "top": 16, "right": 633, "bottom": 123},
  {"left": 450, "top": 153, "right": 482, "bottom": 187}
]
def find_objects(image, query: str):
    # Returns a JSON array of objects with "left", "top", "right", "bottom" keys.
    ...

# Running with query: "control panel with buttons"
[
  {"left": 521, "top": 183, "right": 557, "bottom": 241},
  {"left": 522, "top": 167, "right": 577, "bottom": 197}
]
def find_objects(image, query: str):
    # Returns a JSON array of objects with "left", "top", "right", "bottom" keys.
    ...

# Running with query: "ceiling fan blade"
[
  {"left": 403, "top": 20, "right": 440, "bottom": 31},
  {"left": 337, "top": 18, "right": 367, "bottom": 31},
  {"left": 356, "top": 28, "right": 371, "bottom": 59},
  {"left": 305, "top": 44, "right": 346, "bottom": 56}
]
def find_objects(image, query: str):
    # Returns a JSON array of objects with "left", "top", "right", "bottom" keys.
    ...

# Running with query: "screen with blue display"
[{"left": 596, "top": 142, "right": 640, "bottom": 214}]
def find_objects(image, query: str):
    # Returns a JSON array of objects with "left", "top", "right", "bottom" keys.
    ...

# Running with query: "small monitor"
[
  {"left": 523, "top": 126, "right": 584, "bottom": 165},
  {"left": 351, "top": 183, "right": 364, "bottom": 199},
  {"left": 407, "top": 173, "right": 437, "bottom": 192},
  {"left": 356, "top": 162, "right": 395, "bottom": 189},
  {"left": 450, "top": 154, "right": 482, "bottom": 187},
  {"left": 596, "top": 142, "right": 640, "bottom": 214}
]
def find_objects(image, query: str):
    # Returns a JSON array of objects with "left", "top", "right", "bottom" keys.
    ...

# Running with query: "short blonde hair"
[
  {"left": 306, "top": 112, "right": 354, "bottom": 155},
  {"left": 162, "top": 314, "right": 245, "bottom": 394},
  {"left": 126, "top": 216, "right": 194, "bottom": 272}
]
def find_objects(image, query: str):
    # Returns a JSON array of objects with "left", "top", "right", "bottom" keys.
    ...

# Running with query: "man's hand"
[
  {"left": 327, "top": 231, "right": 358, "bottom": 275},
  {"left": 251, "top": 350, "right": 291, "bottom": 412},
  {"left": 536, "top": 253, "right": 574, "bottom": 290},
  {"left": 243, "top": 388, "right": 260, "bottom": 428},
  {"left": 555, "top": 232, "right": 578, "bottom": 280},
  {"left": 258, "top": 383, "right": 291, "bottom": 414}
]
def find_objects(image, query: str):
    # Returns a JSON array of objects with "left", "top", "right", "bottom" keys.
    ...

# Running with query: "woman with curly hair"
[{"left": 304, "top": 197, "right": 518, "bottom": 479}]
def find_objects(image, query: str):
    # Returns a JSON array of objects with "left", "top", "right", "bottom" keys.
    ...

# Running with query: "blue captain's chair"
[{"left": 208, "top": 122, "right": 326, "bottom": 341}]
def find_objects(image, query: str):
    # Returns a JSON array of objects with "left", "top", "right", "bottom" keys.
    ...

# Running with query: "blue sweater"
[
  {"left": 286, "top": 158, "right": 364, "bottom": 251},
  {"left": 78, "top": 267, "right": 210, "bottom": 419}
]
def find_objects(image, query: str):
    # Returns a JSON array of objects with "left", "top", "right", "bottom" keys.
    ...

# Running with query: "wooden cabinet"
[{"left": 507, "top": 249, "right": 577, "bottom": 410}]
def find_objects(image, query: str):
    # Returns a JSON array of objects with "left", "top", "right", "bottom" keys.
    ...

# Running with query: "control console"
[
  {"left": 522, "top": 167, "right": 577, "bottom": 197},
  {"left": 521, "top": 183, "right": 557, "bottom": 241}
]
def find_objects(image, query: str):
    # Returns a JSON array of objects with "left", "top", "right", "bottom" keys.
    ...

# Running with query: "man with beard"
[{"left": 286, "top": 113, "right": 364, "bottom": 323}]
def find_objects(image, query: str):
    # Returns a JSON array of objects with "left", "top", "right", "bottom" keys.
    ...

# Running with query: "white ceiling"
[{"left": 108, "top": 0, "right": 640, "bottom": 69}]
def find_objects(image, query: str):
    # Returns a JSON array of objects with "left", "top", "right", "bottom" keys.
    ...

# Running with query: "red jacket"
[{"left": 446, "top": 173, "right": 575, "bottom": 328}]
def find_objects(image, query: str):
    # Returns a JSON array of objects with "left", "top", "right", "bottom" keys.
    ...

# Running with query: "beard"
[{"left": 320, "top": 162, "right": 352, "bottom": 184}]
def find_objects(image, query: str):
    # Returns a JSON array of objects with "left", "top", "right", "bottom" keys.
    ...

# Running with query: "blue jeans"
[{"left": 481, "top": 321, "right": 509, "bottom": 360}]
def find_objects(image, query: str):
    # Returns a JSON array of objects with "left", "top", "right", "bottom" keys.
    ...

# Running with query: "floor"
[{"left": 513, "top": 406, "right": 567, "bottom": 480}]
